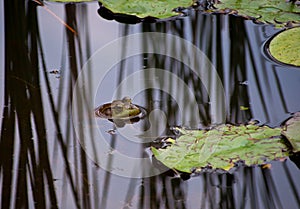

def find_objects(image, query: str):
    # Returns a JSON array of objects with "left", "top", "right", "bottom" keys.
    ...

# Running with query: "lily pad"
[
  {"left": 47, "top": 0, "right": 94, "bottom": 2},
  {"left": 152, "top": 124, "right": 289, "bottom": 173},
  {"left": 213, "top": 0, "right": 300, "bottom": 27},
  {"left": 268, "top": 27, "right": 300, "bottom": 66},
  {"left": 282, "top": 112, "right": 300, "bottom": 152},
  {"left": 98, "top": 0, "right": 194, "bottom": 19}
]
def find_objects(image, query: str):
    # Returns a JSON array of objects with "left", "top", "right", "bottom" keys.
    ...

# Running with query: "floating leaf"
[
  {"left": 152, "top": 124, "right": 289, "bottom": 173},
  {"left": 214, "top": 0, "right": 300, "bottom": 27},
  {"left": 282, "top": 112, "right": 300, "bottom": 152},
  {"left": 47, "top": 0, "right": 95, "bottom": 2},
  {"left": 268, "top": 27, "right": 300, "bottom": 66},
  {"left": 98, "top": 0, "right": 194, "bottom": 19}
]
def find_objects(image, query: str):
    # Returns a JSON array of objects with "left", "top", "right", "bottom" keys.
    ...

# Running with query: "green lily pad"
[
  {"left": 213, "top": 0, "right": 300, "bottom": 27},
  {"left": 282, "top": 112, "right": 300, "bottom": 152},
  {"left": 98, "top": 0, "right": 194, "bottom": 19},
  {"left": 268, "top": 27, "right": 300, "bottom": 66},
  {"left": 47, "top": 0, "right": 94, "bottom": 2},
  {"left": 152, "top": 124, "right": 289, "bottom": 173}
]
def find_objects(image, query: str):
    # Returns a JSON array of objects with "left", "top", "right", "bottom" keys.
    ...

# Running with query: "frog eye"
[
  {"left": 115, "top": 104, "right": 124, "bottom": 109},
  {"left": 122, "top": 96, "right": 132, "bottom": 104}
]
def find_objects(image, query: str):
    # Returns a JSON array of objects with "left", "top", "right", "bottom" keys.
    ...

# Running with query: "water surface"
[{"left": 0, "top": 1, "right": 299, "bottom": 209}]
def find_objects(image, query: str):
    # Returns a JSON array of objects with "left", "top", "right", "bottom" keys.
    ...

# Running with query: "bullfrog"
[{"left": 110, "top": 96, "right": 141, "bottom": 118}]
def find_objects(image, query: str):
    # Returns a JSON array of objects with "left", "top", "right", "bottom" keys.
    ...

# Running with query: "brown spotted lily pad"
[
  {"left": 282, "top": 112, "right": 300, "bottom": 152},
  {"left": 98, "top": 0, "right": 194, "bottom": 19},
  {"left": 213, "top": 0, "right": 300, "bottom": 27},
  {"left": 152, "top": 124, "right": 290, "bottom": 173}
]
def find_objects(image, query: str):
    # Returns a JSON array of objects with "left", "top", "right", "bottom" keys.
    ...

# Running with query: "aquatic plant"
[{"left": 152, "top": 113, "right": 300, "bottom": 173}]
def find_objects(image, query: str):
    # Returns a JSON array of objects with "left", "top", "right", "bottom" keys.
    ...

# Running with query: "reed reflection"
[{"left": 1, "top": 0, "right": 58, "bottom": 208}]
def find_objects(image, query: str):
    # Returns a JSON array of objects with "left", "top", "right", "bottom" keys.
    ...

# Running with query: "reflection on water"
[{"left": 0, "top": 1, "right": 300, "bottom": 209}]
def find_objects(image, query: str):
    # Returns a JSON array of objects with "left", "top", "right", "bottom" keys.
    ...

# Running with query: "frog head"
[{"left": 110, "top": 97, "right": 141, "bottom": 118}]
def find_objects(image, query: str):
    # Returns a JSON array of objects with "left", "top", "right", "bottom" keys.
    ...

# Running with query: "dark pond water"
[{"left": 0, "top": 1, "right": 300, "bottom": 209}]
